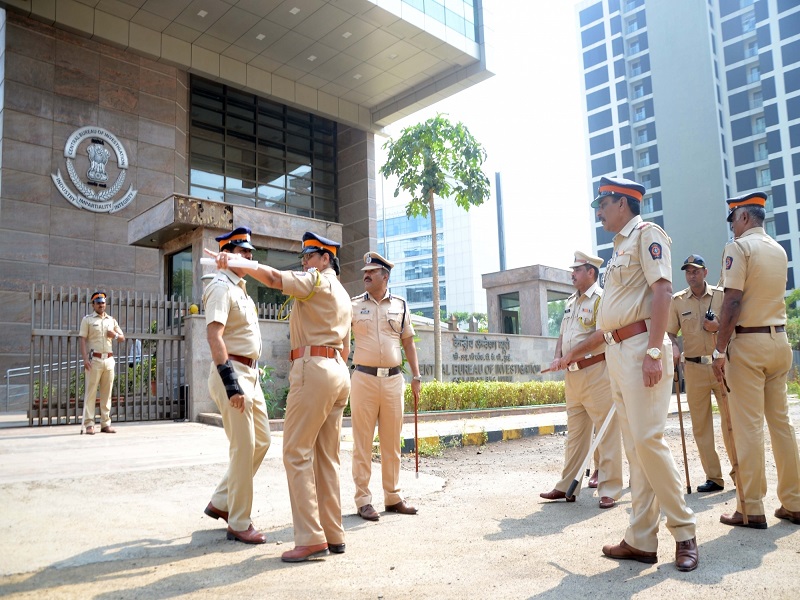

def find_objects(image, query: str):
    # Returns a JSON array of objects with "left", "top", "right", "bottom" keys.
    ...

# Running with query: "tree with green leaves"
[
  {"left": 381, "top": 115, "right": 490, "bottom": 380},
  {"left": 785, "top": 289, "right": 800, "bottom": 350},
  {"left": 449, "top": 311, "right": 488, "bottom": 332}
]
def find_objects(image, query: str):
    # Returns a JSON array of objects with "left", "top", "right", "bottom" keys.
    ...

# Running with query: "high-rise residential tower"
[{"left": 577, "top": 0, "right": 799, "bottom": 287}]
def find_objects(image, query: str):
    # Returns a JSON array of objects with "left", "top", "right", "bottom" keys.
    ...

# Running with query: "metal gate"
[{"left": 29, "top": 286, "right": 190, "bottom": 426}]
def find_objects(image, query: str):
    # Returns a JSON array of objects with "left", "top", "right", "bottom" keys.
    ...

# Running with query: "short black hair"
[
  {"left": 586, "top": 264, "right": 600, "bottom": 282},
  {"left": 626, "top": 197, "right": 641, "bottom": 215}
]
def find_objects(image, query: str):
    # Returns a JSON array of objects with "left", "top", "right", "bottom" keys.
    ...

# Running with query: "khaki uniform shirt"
[
  {"left": 667, "top": 282, "right": 723, "bottom": 357},
  {"left": 597, "top": 215, "right": 672, "bottom": 332},
  {"left": 281, "top": 267, "right": 351, "bottom": 350},
  {"left": 560, "top": 281, "right": 606, "bottom": 357},
  {"left": 79, "top": 312, "right": 121, "bottom": 354},
  {"left": 203, "top": 269, "right": 262, "bottom": 359},
  {"left": 722, "top": 227, "right": 788, "bottom": 326},
  {"left": 351, "top": 290, "right": 415, "bottom": 368}
]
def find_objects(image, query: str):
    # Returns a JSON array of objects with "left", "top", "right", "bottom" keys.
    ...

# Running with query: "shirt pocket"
[
  {"left": 353, "top": 311, "right": 374, "bottom": 335},
  {"left": 233, "top": 297, "right": 256, "bottom": 325},
  {"left": 679, "top": 311, "right": 699, "bottom": 334},
  {"left": 607, "top": 253, "right": 634, "bottom": 288},
  {"left": 383, "top": 310, "right": 404, "bottom": 335}
]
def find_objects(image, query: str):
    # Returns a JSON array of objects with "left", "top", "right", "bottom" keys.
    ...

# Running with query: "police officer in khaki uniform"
[
  {"left": 351, "top": 251, "right": 421, "bottom": 521},
  {"left": 540, "top": 251, "right": 622, "bottom": 509},
  {"left": 667, "top": 254, "right": 735, "bottom": 493},
  {"left": 212, "top": 231, "right": 352, "bottom": 561},
  {"left": 203, "top": 227, "right": 270, "bottom": 545},
  {"left": 80, "top": 291, "right": 124, "bottom": 434},
  {"left": 712, "top": 192, "right": 800, "bottom": 528},
  {"left": 593, "top": 176, "right": 698, "bottom": 572}
]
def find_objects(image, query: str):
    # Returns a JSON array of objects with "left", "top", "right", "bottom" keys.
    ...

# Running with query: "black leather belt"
[
  {"left": 735, "top": 325, "right": 785, "bottom": 334},
  {"left": 685, "top": 356, "right": 713, "bottom": 365},
  {"left": 355, "top": 365, "right": 401, "bottom": 377}
]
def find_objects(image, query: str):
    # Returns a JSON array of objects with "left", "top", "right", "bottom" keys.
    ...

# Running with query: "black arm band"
[{"left": 216, "top": 360, "right": 243, "bottom": 399}]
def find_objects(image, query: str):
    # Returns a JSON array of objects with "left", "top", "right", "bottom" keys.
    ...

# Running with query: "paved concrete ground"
[{"left": 0, "top": 400, "right": 798, "bottom": 599}]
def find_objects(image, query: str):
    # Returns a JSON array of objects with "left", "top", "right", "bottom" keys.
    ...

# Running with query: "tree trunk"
[{"left": 429, "top": 190, "right": 442, "bottom": 380}]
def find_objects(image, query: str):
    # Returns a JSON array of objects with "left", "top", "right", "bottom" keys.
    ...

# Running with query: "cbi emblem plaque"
[{"left": 51, "top": 126, "right": 138, "bottom": 213}]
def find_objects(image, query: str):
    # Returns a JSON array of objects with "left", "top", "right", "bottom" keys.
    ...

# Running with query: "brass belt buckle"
[
  {"left": 376, "top": 367, "right": 389, "bottom": 377},
  {"left": 700, "top": 355, "right": 713, "bottom": 365},
  {"left": 568, "top": 362, "right": 579, "bottom": 372},
  {"left": 603, "top": 331, "right": 616, "bottom": 345}
]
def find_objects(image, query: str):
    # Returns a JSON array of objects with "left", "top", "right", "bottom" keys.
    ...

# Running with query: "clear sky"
[{"left": 382, "top": 1, "right": 593, "bottom": 273}]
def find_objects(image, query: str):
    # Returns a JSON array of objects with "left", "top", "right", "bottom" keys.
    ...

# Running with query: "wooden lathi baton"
[
  {"left": 718, "top": 377, "right": 748, "bottom": 525},
  {"left": 674, "top": 366, "right": 692, "bottom": 494},
  {"left": 414, "top": 387, "right": 419, "bottom": 475},
  {"left": 566, "top": 404, "right": 616, "bottom": 498}
]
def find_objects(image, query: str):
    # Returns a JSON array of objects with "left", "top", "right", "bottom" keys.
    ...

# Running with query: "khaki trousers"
[
  {"left": 554, "top": 361, "right": 622, "bottom": 500},
  {"left": 683, "top": 361, "right": 735, "bottom": 486},
  {"left": 83, "top": 356, "right": 115, "bottom": 428},
  {"left": 727, "top": 331, "right": 800, "bottom": 515},
  {"left": 208, "top": 361, "right": 271, "bottom": 532},
  {"left": 350, "top": 370, "right": 405, "bottom": 509},
  {"left": 283, "top": 355, "right": 351, "bottom": 546},
  {"left": 606, "top": 335, "right": 696, "bottom": 551}
]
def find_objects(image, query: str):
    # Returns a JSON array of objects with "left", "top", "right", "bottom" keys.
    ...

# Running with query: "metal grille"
[{"left": 29, "top": 286, "right": 190, "bottom": 427}]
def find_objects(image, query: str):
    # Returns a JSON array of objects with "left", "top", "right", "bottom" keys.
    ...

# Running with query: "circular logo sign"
[{"left": 51, "top": 126, "right": 137, "bottom": 213}]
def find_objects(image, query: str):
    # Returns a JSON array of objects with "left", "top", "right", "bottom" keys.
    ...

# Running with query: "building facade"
[
  {"left": 577, "top": 0, "right": 799, "bottom": 287},
  {"left": 0, "top": 0, "right": 493, "bottom": 379},
  {"left": 376, "top": 196, "right": 494, "bottom": 320}
]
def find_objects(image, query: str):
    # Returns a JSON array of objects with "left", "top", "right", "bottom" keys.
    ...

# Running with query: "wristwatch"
[
  {"left": 712, "top": 348, "right": 723, "bottom": 360},
  {"left": 412, "top": 375, "right": 422, "bottom": 382},
  {"left": 645, "top": 347, "right": 662, "bottom": 360}
]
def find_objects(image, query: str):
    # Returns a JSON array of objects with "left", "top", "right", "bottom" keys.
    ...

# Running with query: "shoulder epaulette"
[
  {"left": 351, "top": 292, "right": 368, "bottom": 301},
  {"left": 636, "top": 220, "right": 671, "bottom": 242}
]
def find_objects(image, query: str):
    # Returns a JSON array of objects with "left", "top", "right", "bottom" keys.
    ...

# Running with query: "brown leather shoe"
[
  {"left": 720, "top": 511, "right": 768, "bottom": 529},
  {"left": 358, "top": 504, "right": 380, "bottom": 521},
  {"left": 281, "top": 543, "right": 329, "bottom": 562},
  {"left": 675, "top": 537, "right": 698, "bottom": 572},
  {"left": 328, "top": 542, "right": 345, "bottom": 554},
  {"left": 204, "top": 502, "right": 228, "bottom": 523},
  {"left": 385, "top": 500, "right": 418, "bottom": 515},
  {"left": 774, "top": 506, "right": 800, "bottom": 525},
  {"left": 588, "top": 470, "right": 599, "bottom": 488},
  {"left": 539, "top": 489, "right": 576, "bottom": 502},
  {"left": 100, "top": 426, "right": 116, "bottom": 433},
  {"left": 85, "top": 425, "right": 95, "bottom": 435},
  {"left": 226, "top": 524, "right": 266, "bottom": 544},
  {"left": 602, "top": 539, "right": 657, "bottom": 564},
  {"left": 599, "top": 496, "right": 615, "bottom": 509}
]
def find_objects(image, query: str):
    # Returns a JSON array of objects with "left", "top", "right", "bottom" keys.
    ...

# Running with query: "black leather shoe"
[
  {"left": 328, "top": 543, "right": 345, "bottom": 554},
  {"left": 697, "top": 480, "right": 724, "bottom": 492}
]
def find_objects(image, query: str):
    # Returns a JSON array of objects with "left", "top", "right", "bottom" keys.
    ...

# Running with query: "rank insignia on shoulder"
[
  {"left": 725, "top": 256, "right": 733, "bottom": 270},
  {"left": 648, "top": 242, "right": 663, "bottom": 259}
]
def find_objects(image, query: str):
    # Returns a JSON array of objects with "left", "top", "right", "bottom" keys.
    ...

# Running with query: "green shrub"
[
  {"left": 788, "top": 367, "right": 800, "bottom": 397},
  {"left": 404, "top": 380, "right": 565, "bottom": 412}
]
